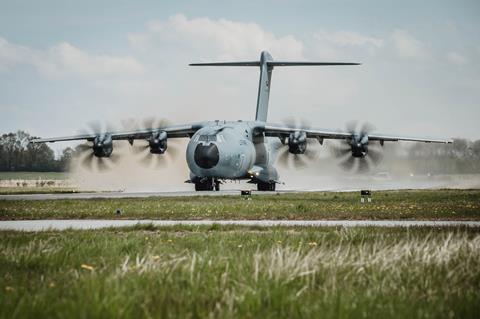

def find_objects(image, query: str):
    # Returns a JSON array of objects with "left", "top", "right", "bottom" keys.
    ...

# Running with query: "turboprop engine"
[
  {"left": 92, "top": 134, "right": 113, "bottom": 157},
  {"left": 349, "top": 134, "right": 369, "bottom": 158},
  {"left": 148, "top": 131, "right": 168, "bottom": 154},
  {"left": 288, "top": 131, "right": 307, "bottom": 154}
]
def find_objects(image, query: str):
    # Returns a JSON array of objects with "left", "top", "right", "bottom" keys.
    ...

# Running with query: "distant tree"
[
  {"left": 0, "top": 131, "right": 66, "bottom": 172},
  {"left": 0, "top": 132, "right": 25, "bottom": 171},
  {"left": 58, "top": 147, "right": 74, "bottom": 171},
  {"left": 25, "top": 140, "right": 56, "bottom": 171}
]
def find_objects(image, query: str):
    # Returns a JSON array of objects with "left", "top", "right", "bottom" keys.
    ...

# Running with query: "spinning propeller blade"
[
  {"left": 329, "top": 121, "right": 383, "bottom": 173},
  {"left": 272, "top": 118, "right": 319, "bottom": 169},
  {"left": 128, "top": 117, "right": 180, "bottom": 168}
]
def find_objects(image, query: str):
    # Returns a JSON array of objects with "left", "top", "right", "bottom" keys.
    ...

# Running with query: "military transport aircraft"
[{"left": 31, "top": 51, "right": 451, "bottom": 191}]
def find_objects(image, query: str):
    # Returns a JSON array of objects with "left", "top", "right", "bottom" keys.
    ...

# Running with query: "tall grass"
[{"left": 1, "top": 226, "right": 479, "bottom": 318}]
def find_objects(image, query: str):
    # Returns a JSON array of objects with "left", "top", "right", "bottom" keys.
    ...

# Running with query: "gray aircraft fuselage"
[{"left": 186, "top": 121, "right": 278, "bottom": 184}]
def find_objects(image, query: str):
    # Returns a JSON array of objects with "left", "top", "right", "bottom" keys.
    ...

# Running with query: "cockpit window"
[{"left": 199, "top": 135, "right": 217, "bottom": 142}]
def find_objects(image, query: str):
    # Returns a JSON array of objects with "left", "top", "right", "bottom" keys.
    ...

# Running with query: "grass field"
[
  {"left": 1, "top": 189, "right": 479, "bottom": 220},
  {"left": 0, "top": 172, "right": 69, "bottom": 181},
  {"left": 0, "top": 225, "right": 479, "bottom": 318}
]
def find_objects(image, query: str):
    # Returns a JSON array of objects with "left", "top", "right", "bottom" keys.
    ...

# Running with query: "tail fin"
[{"left": 189, "top": 51, "right": 360, "bottom": 122}]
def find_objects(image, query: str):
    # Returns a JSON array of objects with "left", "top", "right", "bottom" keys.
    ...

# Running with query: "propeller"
[
  {"left": 272, "top": 118, "right": 319, "bottom": 169},
  {"left": 120, "top": 117, "right": 172, "bottom": 132},
  {"left": 129, "top": 117, "right": 181, "bottom": 168},
  {"left": 329, "top": 121, "right": 383, "bottom": 173},
  {"left": 141, "top": 116, "right": 171, "bottom": 131},
  {"left": 75, "top": 121, "right": 123, "bottom": 172},
  {"left": 131, "top": 139, "right": 180, "bottom": 168}
]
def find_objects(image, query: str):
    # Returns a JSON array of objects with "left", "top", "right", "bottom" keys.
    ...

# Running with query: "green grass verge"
[
  {"left": 1, "top": 189, "right": 479, "bottom": 220},
  {"left": 0, "top": 172, "right": 69, "bottom": 181},
  {"left": 0, "top": 226, "right": 479, "bottom": 318}
]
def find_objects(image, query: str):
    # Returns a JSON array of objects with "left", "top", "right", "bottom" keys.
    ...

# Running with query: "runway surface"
[
  {"left": 0, "top": 190, "right": 325, "bottom": 201},
  {"left": 1, "top": 219, "right": 479, "bottom": 231}
]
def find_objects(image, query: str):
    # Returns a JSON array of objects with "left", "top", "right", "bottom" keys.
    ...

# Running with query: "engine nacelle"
[
  {"left": 288, "top": 131, "right": 307, "bottom": 154},
  {"left": 350, "top": 135, "right": 368, "bottom": 158},
  {"left": 92, "top": 134, "right": 113, "bottom": 157},
  {"left": 148, "top": 131, "right": 168, "bottom": 154}
]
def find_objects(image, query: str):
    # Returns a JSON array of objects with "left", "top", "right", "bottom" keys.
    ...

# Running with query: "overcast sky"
[{"left": 1, "top": 0, "right": 479, "bottom": 154}]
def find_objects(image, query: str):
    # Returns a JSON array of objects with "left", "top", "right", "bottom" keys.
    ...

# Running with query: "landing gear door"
[{"left": 237, "top": 153, "right": 245, "bottom": 172}]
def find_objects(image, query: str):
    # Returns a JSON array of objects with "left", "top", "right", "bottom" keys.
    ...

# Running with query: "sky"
[{"left": 1, "top": 0, "right": 479, "bottom": 156}]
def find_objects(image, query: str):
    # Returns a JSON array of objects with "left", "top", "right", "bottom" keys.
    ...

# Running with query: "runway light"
[
  {"left": 241, "top": 190, "right": 252, "bottom": 199},
  {"left": 360, "top": 190, "right": 372, "bottom": 203}
]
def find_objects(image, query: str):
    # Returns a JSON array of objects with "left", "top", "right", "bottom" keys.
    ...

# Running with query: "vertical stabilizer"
[{"left": 255, "top": 51, "right": 273, "bottom": 122}]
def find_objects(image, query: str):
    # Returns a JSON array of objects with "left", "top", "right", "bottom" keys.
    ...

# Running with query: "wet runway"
[{"left": 1, "top": 219, "right": 479, "bottom": 231}]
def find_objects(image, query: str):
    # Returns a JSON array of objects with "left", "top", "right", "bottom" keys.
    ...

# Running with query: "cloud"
[
  {"left": 390, "top": 29, "right": 427, "bottom": 59},
  {"left": 314, "top": 31, "right": 384, "bottom": 48},
  {"left": 0, "top": 38, "right": 144, "bottom": 78},
  {"left": 127, "top": 14, "right": 304, "bottom": 60},
  {"left": 446, "top": 51, "right": 467, "bottom": 65}
]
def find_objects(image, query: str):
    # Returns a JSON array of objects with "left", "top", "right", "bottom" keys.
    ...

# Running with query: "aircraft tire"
[
  {"left": 257, "top": 182, "right": 276, "bottom": 191},
  {"left": 195, "top": 179, "right": 214, "bottom": 191}
]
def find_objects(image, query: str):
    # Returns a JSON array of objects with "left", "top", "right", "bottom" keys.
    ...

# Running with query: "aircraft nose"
[{"left": 194, "top": 143, "right": 219, "bottom": 169}]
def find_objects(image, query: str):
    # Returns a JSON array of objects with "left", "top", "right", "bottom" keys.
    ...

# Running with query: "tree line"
[{"left": 0, "top": 131, "right": 73, "bottom": 172}]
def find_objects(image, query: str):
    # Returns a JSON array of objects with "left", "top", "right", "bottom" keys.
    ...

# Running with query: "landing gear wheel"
[
  {"left": 215, "top": 180, "right": 221, "bottom": 191},
  {"left": 257, "top": 182, "right": 276, "bottom": 191},
  {"left": 195, "top": 178, "right": 214, "bottom": 191}
]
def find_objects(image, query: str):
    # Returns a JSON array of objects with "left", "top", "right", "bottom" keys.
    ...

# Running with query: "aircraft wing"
[
  {"left": 30, "top": 123, "right": 203, "bottom": 144},
  {"left": 262, "top": 123, "right": 452, "bottom": 144}
]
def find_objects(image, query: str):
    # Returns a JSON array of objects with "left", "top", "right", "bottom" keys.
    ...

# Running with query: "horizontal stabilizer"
[
  {"left": 269, "top": 61, "right": 360, "bottom": 66},
  {"left": 189, "top": 61, "right": 360, "bottom": 67},
  {"left": 189, "top": 61, "right": 260, "bottom": 66},
  {"left": 189, "top": 51, "right": 360, "bottom": 123}
]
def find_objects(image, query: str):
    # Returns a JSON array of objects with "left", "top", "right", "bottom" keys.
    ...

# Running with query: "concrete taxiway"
[{"left": 1, "top": 219, "right": 479, "bottom": 231}]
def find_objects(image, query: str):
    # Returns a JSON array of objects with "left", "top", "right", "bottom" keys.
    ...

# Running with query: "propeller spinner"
[
  {"left": 75, "top": 122, "right": 122, "bottom": 171},
  {"left": 330, "top": 121, "right": 383, "bottom": 172},
  {"left": 273, "top": 118, "right": 319, "bottom": 169},
  {"left": 129, "top": 117, "right": 180, "bottom": 168}
]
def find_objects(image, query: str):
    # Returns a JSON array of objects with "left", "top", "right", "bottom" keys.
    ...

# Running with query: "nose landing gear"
[{"left": 194, "top": 178, "right": 221, "bottom": 191}]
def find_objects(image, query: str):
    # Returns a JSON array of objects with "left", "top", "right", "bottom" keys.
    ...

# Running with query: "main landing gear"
[
  {"left": 257, "top": 182, "right": 276, "bottom": 191},
  {"left": 194, "top": 178, "right": 275, "bottom": 192},
  {"left": 195, "top": 178, "right": 221, "bottom": 191}
]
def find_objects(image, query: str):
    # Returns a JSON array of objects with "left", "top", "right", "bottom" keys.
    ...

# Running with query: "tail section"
[
  {"left": 255, "top": 51, "right": 273, "bottom": 122},
  {"left": 189, "top": 51, "right": 360, "bottom": 122}
]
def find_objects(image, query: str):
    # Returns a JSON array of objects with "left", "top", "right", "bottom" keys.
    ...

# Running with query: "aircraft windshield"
[{"left": 199, "top": 135, "right": 217, "bottom": 142}]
